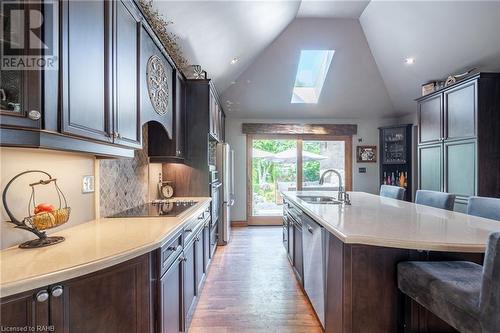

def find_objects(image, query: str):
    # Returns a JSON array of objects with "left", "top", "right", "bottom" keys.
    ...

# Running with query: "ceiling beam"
[{"left": 242, "top": 123, "right": 357, "bottom": 136}]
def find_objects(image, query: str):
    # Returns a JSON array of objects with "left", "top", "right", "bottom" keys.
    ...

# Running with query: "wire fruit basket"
[{"left": 2, "top": 170, "right": 71, "bottom": 248}]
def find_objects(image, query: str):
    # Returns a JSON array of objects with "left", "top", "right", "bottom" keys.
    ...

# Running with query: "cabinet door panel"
[
  {"left": 293, "top": 224, "right": 303, "bottom": 286},
  {"left": 60, "top": 254, "right": 150, "bottom": 333},
  {"left": 194, "top": 230, "right": 204, "bottom": 294},
  {"left": 61, "top": 0, "right": 111, "bottom": 142},
  {"left": 288, "top": 220, "right": 294, "bottom": 264},
  {"left": 183, "top": 241, "right": 196, "bottom": 324},
  {"left": 115, "top": 0, "right": 141, "bottom": 147},
  {"left": 419, "top": 95, "right": 442, "bottom": 144},
  {"left": 140, "top": 26, "right": 173, "bottom": 137},
  {"left": 203, "top": 223, "right": 210, "bottom": 272},
  {"left": 160, "top": 257, "right": 182, "bottom": 333},
  {"left": 418, "top": 144, "right": 443, "bottom": 192},
  {"left": 0, "top": 289, "right": 49, "bottom": 329},
  {"left": 445, "top": 82, "right": 476, "bottom": 140},
  {"left": 445, "top": 140, "right": 476, "bottom": 197},
  {"left": 175, "top": 74, "right": 186, "bottom": 157}
]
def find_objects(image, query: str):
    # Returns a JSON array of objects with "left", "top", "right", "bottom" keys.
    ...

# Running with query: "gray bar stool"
[
  {"left": 467, "top": 196, "right": 500, "bottom": 221},
  {"left": 415, "top": 190, "right": 456, "bottom": 211},
  {"left": 398, "top": 232, "right": 500, "bottom": 333},
  {"left": 379, "top": 185, "right": 406, "bottom": 200}
]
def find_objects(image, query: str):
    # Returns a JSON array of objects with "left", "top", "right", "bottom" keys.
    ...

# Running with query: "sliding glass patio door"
[{"left": 247, "top": 135, "right": 351, "bottom": 225}]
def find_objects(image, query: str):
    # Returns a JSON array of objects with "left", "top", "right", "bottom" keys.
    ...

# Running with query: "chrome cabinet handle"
[
  {"left": 307, "top": 226, "right": 313, "bottom": 233},
  {"left": 185, "top": 229, "right": 193, "bottom": 233},
  {"left": 50, "top": 285, "right": 63, "bottom": 298},
  {"left": 35, "top": 290, "right": 49, "bottom": 302},
  {"left": 167, "top": 245, "right": 182, "bottom": 252},
  {"left": 28, "top": 110, "right": 41, "bottom": 120}
]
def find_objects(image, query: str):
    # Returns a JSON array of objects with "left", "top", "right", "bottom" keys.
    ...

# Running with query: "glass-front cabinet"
[
  {"left": 0, "top": 1, "right": 42, "bottom": 129},
  {"left": 379, "top": 124, "right": 413, "bottom": 201},
  {"left": 381, "top": 126, "right": 408, "bottom": 164}
]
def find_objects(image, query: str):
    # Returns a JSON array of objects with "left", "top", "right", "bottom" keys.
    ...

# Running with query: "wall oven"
[{"left": 209, "top": 171, "right": 221, "bottom": 228}]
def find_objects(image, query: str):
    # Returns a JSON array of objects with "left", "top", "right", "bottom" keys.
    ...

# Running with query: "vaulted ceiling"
[{"left": 153, "top": 1, "right": 500, "bottom": 119}]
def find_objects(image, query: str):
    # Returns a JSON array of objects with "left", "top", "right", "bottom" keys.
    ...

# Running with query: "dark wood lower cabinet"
[
  {"left": 183, "top": 239, "right": 196, "bottom": 330},
  {"left": 203, "top": 222, "right": 210, "bottom": 273},
  {"left": 0, "top": 288, "right": 49, "bottom": 330},
  {"left": 0, "top": 254, "right": 152, "bottom": 333},
  {"left": 293, "top": 222, "right": 303, "bottom": 286},
  {"left": 209, "top": 224, "right": 218, "bottom": 258},
  {"left": 57, "top": 254, "right": 151, "bottom": 333},
  {"left": 159, "top": 254, "right": 182, "bottom": 333},
  {"left": 194, "top": 229, "right": 205, "bottom": 293}
]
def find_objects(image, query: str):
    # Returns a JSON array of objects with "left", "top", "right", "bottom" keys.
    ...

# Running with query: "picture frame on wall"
[{"left": 357, "top": 145, "right": 377, "bottom": 163}]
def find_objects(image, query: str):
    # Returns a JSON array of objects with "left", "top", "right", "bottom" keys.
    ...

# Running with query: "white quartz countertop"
[
  {"left": 282, "top": 191, "right": 500, "bottom": 253},
  {"left": 0, "top": 198, "right": 211, "bottom": 298}
]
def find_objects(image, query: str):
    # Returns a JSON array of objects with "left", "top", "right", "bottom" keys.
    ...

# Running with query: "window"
[
  {"left": 291, "top": 50, "right": 335, "bottom": 104},
  {"left": 246, "top": 134, "right": 352, "bottom": 225}
]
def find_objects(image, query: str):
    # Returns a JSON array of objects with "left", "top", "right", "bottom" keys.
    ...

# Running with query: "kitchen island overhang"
[{"left": 282, "top": 191, "right": 499, "bottom": 333}]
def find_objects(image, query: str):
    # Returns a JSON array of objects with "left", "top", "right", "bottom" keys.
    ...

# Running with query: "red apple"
[{"left": 34, "top": 203, "right": 56, "bottom": 215}]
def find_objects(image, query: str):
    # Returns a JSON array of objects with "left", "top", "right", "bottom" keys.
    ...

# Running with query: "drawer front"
[
  {"left": 184, "top": 210, "right": 210, "bottom": 245},
  {"left": 160, "top": 233, "right": 183, "bottom": 276},
  {"left": 209, "top": 225, "right": 217, "bottom": 258}
]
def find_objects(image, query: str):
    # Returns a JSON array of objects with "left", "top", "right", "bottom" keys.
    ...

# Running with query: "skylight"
[{"left": 291, "top": 50, "right": 335, "bottom": 104}]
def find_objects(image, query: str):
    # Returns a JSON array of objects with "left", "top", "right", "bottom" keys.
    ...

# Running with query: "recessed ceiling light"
[
  {"left": 404, "top": 57, "right": 415, "bottom": 65},
  {"left": 230, "top": 57, "right": 239, "bottom": 65}
]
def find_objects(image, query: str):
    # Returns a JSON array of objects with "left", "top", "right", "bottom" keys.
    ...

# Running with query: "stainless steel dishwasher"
[{"left": 302, "top": 213, "right": 326, "bottom": 328}]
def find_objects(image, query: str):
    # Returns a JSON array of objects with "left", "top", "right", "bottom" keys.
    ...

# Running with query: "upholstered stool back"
[
  {"left": 380, "top": 185, "right": 406, "bottom": 200},
  {"left": 415, "top": 190, "right": 456, "bottom": 211}
]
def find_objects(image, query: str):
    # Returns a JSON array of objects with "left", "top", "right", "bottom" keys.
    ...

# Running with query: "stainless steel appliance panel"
[
  {"left": 302, "top": 214, "right": 326, "bottom": 328},
  {"left": 216, "top": 143, "right": 234, "bottom": 245}
]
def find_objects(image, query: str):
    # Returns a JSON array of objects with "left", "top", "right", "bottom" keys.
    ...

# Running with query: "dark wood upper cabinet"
[
  {"left": 174, "top": 74, "right": 186, "bottom": 158},
  {"left": 60, "top": 0, "right": 112, "bottom": 143},
  {"left": 418, "top": 94, "right": 442, "bottom": 144},
  {"left": 0, "top": 1, "right": 43, "bottom": 129},
  {"left": 418, "top": 143, "right": 443, "bottom": 192},
  {"left": 140, "top": 25, "right": 173, "bottom": 137},
  {"left": 113, "top": 0, "right": 142, "bottom": 148},
  {"left": 444, "top": 80, "right": 476, "bottom": 141},
  {"left": 61, "top": 0, "right": 143, "bottom": 147},
  {"left": 208, "top": 85, "right": 225, "bottom": 142},
  {"left": 148, "top": 72, "right": 186, "bottom": 161},
  {"left": 417, "top": 73, "right": 500, "bottom": 210}
]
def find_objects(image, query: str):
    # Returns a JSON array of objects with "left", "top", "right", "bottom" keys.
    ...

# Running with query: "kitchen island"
[
  {"left": 282, "top": 191, "right": 500, "bottom": 333},
  {"left": 0, "top": 198, "right": 213, "bottom": 333}
]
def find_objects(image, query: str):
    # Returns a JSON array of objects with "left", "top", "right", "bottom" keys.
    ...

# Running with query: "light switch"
[{"left": 82, "top": 175, "right": 95, "bottom": 193}]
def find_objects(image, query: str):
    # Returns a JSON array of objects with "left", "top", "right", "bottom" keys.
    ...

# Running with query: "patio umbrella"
[
  {"left": 272, "top": 148, "right": 327, "bottom": 163},
  {"left": 252, "top": 148, "right": 275, "bottom": 160}
]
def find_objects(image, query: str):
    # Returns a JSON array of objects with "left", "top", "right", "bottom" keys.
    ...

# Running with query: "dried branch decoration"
[{"left": 139, "top": 0, "right": 189, "bottom": 73}]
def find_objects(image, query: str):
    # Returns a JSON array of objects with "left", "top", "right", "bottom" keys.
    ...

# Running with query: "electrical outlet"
[{"left": 82, "top": 175, "right": 95, "bottom": 193}]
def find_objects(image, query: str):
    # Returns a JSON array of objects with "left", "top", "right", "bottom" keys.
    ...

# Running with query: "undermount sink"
[{"left": 297, "top": 195, "right": 341, "bottom": 204}]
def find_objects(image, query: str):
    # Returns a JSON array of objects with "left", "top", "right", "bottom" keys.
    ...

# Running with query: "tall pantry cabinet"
[{"left": 417, "top": 73, "right": 500, "bottom": 212}]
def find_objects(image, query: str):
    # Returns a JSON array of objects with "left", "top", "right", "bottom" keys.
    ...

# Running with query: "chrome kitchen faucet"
[{"left": 319, "top": 169, "right": 351, "bottom": 205}]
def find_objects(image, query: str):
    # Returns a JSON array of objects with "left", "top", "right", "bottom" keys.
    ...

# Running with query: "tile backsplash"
[{"left": 99, "top": 128, "right": 149, "bottom": 217}]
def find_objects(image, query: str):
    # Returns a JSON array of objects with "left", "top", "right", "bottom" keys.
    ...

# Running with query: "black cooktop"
[{"left": 110, "top": 200, "right": 198, "bottom": 218}]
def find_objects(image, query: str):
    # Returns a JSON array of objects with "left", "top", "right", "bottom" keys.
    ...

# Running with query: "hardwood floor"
[{"left": 189, "top": 226, "right": 322, "bottom": 333}]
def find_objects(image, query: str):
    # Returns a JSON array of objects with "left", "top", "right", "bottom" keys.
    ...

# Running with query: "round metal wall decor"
[{"left": 146, "top": 55, "right": 169, "bottom": 116}]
